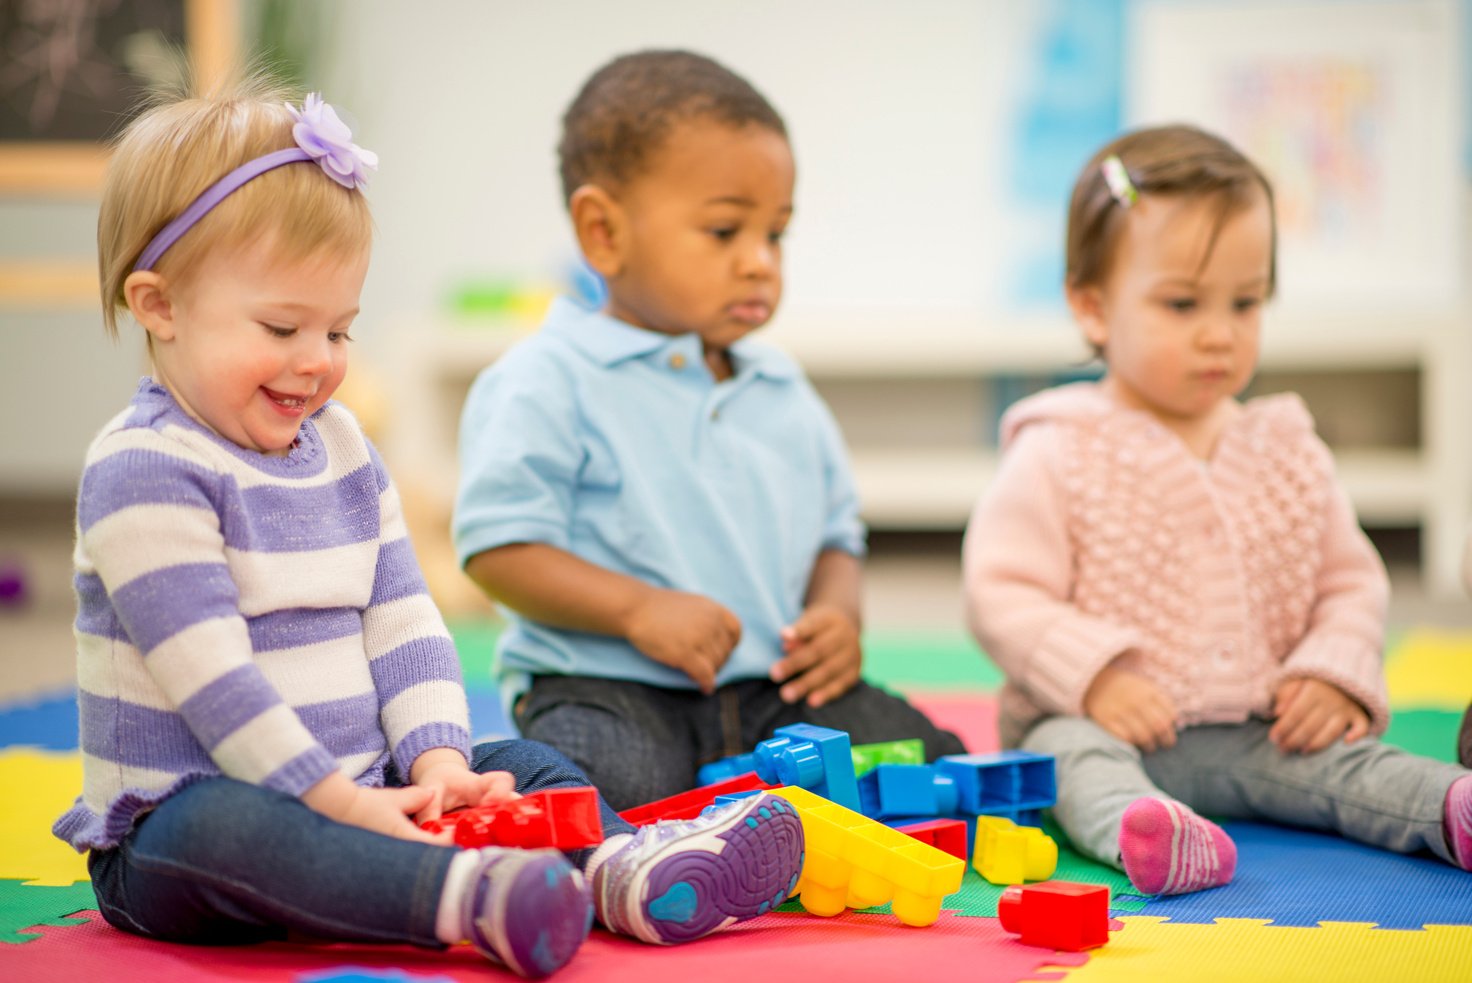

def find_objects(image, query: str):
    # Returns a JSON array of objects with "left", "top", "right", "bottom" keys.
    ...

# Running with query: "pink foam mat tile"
[
  {"left": 2, "top": 909, "right": 1094, "bottom": 983},
  {"left": 907, "top": 691, "right": 1001, "bottom": 753}
]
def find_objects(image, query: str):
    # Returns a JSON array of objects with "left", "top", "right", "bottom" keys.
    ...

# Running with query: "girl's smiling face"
[{"left": 139, "top": 234, "right": 368, "bottom": 455}]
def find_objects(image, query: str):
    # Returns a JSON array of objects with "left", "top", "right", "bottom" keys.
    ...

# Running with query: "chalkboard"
[{"left": 0, "top": 0, "right": 186, "bottom": 143}]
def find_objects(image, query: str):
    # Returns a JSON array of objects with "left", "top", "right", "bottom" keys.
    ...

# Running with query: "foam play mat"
[{"left": 1, "top": 625, "right": 1469, "bottom": 981}]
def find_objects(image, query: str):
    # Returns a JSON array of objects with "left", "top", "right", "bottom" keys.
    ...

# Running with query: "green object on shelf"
[{"left": 450, "top": 280, "right": 522, "bottom": 315}]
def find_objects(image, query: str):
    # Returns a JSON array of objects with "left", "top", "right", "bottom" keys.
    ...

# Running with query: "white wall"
[
  {"left": 321, "top": 0, "right": 1040, "bottom": 363},
  {"left": 2, "top": 0, "right": 1466, "bottom": 495}
]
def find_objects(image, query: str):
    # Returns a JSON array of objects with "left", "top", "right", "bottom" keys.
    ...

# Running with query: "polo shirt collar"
[{"left": 541, "top": 296, "right": 798, "bottom": 381}]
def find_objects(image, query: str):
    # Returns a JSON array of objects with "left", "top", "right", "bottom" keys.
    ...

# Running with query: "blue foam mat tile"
[
  {"left": 1135, "top": 821, "right": 1472, "bottom": 929},
  {"left": 464, "top": 688, "right": 515, "bottom": 741},
  {"left": 0, "top": 691, "right": 77, "bottom": 751},
  {"left": 0, "top": 687, "right": 516, "bottom": 753}
]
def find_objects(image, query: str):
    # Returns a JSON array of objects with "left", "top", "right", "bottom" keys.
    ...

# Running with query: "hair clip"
[
  {"left": 1101, "top": 155, "right": 1137, "bottom": 208},
  {"left": 287, "top": 93, "right": 378, "bottom": 190}
]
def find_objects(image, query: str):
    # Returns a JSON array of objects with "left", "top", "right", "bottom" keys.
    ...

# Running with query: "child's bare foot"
[{"left": 1119, "top": 797, "right": 1236, "bottom": 895}]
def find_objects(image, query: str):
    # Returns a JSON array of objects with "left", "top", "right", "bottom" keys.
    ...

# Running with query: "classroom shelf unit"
[{"left": 385, "top": 308, "right": 1471, "bottom": 597}]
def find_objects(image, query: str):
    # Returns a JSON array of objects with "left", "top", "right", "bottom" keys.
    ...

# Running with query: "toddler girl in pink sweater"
[{"left": 962, "top": 124, "right": 1472, "bottom": 896}]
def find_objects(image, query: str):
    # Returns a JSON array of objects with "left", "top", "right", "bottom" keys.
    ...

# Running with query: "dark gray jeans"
[{"left": 515, "top": 674, "right": 966, "bottom": 811}]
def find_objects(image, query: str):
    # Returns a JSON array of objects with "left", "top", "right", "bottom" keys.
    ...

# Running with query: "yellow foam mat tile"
[
  {"left": 0, "top": 749, "right": 87, "bottom": 886},
  {"left": 1028, "top": 916, "right": 1472, "bottom": 983},
  {"left": 1384, "top": 630, "right": 1472, "bottom": 710}
]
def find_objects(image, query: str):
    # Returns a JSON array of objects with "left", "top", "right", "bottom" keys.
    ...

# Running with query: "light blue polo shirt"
[{"left": 453, "top": 297, "right": 866, "bottom": 694}]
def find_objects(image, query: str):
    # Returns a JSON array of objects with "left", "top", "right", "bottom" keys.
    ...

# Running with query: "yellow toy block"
[
  {"left": 770, "top": 784, "right": 965, "bottom": 927},
  {"left": 973, "top": 815, "right": 1058, "bottom": 885}
]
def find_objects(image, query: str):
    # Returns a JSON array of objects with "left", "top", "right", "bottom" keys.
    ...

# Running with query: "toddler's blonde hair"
[{"left": 98, "top": 69, "right": 373, "bottom": 338}]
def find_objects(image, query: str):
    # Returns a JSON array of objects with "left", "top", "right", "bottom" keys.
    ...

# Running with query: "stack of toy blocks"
[
  {"left": 691, "top": 724, "right": 965, "bottom": 926},
  {"left": 623, "top": 724, "right": 1109, "bottom": 947}
]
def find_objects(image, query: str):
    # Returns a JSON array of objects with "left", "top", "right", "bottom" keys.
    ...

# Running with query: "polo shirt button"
[
  {"left": 669, "top": 354, "right": 686, "bottom": 370},
  {"left": 710, "top": 409, "right": 720, "bottom": 421}
]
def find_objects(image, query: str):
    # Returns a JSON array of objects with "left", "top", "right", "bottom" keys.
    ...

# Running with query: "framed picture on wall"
[
  {"left": 0, "top": 0, "right": 236, "bottom": 197},
  {"left": 1126, "top": 0, "right": 1463, "bottom": 312}
]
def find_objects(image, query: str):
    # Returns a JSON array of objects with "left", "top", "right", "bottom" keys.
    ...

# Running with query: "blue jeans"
[
  {"left": 516, "top": 675, "right": 967, "bottom": 810},
  {"left": 1022, "top": 716, "right": 1468, "bottom": 868},
  {"left": 88, "top": 740, "right": 635, "bottom": 947}
]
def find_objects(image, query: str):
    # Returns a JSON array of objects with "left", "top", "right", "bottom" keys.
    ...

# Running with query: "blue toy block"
[
  {"left": 756, "top": 723, "right": 861, "bottom": 811},
  {"left": 696, "top": 723, "right": 861, "bottom": 811},
  {"left": 698, "top": 752, "right": 759, "bottom": 786},
  {"left": 857, "top": 764, "right": 960, "bottom": 819},
  {"left": 936, "top": 751, "right": 1056, "bottom": 815},
  {"left": 709, "top": 789, "right": 767, "bottom": 811}
]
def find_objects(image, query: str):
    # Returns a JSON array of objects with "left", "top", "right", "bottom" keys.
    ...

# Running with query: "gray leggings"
[{"left": 1021, "top": 716, "right": 1467, "bottom": 870}]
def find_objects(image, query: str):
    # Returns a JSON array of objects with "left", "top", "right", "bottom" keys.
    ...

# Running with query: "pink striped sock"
[
  {"left": 1447, "top": 775, "right": 1472, "bottom": 871},
  {"left": 1119, "top": 797, "right": 1237, "bottom": 896}
]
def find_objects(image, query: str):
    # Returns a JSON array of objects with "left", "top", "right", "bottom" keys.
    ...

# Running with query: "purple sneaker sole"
[
  {"left": 630, "top": 792, "right": 805, "bottom": 944},
  {"left": 465, "top": 849, "right": 593, "bottom": 978}
]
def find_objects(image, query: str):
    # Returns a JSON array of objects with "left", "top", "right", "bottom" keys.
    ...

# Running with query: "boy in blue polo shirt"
[{"left": 453, "top": 49, "right": 964, "bottom": 810}]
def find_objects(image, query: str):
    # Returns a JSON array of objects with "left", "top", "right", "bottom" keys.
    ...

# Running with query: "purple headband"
[{"left": 133, "top": 94, "right": 377, "bottom": 272}]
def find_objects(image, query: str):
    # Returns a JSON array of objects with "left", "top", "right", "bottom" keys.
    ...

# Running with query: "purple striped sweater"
[{"left": 54, "top": 380, "right": 470, "bottom": 851}]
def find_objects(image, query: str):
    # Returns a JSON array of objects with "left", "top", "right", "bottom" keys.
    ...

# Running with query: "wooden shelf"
[
  {"left": 847, "top": 447, "right": 1427, "bottom": 529},
  {"left": 383, "top": 307, "right": 1471, "bottom": 597}
]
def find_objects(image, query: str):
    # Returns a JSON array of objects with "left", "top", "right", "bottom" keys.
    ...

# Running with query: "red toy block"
[
  {"left": 997, "top": 880, "right": 1110, "bottom": 951},
  {"left": 617, "top": 772, "right": 775, "bottom": 826},
  {"left": 894, "top": 818, "right": 969, "bottom": 860},
  {"left": 422, "top": 787, "right": 603, "bottom": 850}
]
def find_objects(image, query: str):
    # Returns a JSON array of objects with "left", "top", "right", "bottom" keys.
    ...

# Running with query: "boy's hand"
[
  {"left": 412, "top": 753, "right": 520, "bottom": 824},
  {"left": 625, "top": 588, "right": 741, "bottom": 694},
  {"left": 1270, "top": 677, "right": 1370, "bottom": 754},
  {"left": 770, "top": 604, "right": 862, "bottom": 707},
  {"left": 1083, "top": 662, "right": 1179, "bottom": 753}
]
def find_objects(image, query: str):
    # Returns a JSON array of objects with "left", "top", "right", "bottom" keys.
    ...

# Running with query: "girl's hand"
[
  {"left": 303, "top": 772, "right": 443, "bottom": 844},
  {"left": 1270, "top": 677, "right": 1370, "bottom": 754},
  {"left": 1083, "top": 662, "right": 1180, "bottom": 753},
  {"left": 770, "top": 605, "right": 862, "bottom": 708},
  {"left": 625, "top": 588, "right": 741, "bottom": 694},
  {"left": 410, "top": 750, "right": 520, "bottom": 824}
]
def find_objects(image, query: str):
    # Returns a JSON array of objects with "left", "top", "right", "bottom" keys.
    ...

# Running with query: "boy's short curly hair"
[{"left": 558, "top": 49, "right": 787, "bottom": 203}]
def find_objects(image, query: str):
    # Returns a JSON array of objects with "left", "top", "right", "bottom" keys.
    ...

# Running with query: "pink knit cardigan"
[{"left": 962, "top": 383, "right": 1390, "bottom": 747}]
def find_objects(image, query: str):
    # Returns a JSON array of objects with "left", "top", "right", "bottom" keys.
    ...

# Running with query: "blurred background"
[{"left": 1, "top": 0, "right": 1469, "bottom": 700}]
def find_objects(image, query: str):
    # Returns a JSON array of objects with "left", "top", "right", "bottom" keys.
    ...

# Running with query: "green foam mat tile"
[
  {"left": 1382, "top": 707, "right": 1462, "bottom": 763},
  {"left": 448, "top": 620, "right": 1008, "bottom": 693},
  {"left": 0, "top": 879, "right": 95, "bottom": 943}
]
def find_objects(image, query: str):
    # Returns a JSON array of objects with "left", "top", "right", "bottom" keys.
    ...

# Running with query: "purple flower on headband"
[{"left": 287, "top": 93, "right": 378, "bottom": 190}]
